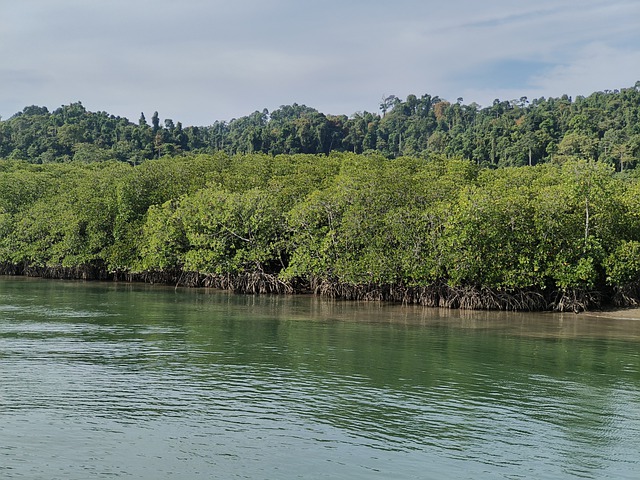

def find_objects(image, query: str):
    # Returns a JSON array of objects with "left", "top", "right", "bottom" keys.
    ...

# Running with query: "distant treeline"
[
  {"left": 2, "top": 152, "right": 640, "bottom": 312},
  {"left": 1, "top": 83, "right": 640, "bottom": 167}
]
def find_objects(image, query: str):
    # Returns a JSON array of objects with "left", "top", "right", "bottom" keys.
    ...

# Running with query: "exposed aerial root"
[
  {"left": 548, "top": 289, "right": 602, "bottom": 313},
  {"left": 0, "top": 263, "right": 621, "bottom": 312}
]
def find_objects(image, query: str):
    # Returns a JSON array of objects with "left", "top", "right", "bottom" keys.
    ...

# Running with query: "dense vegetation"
[
  {"left": 2, "top": 151, "right": 640, "bottom": 312},
  {"left": 2, "top": 84, "right": 640, "bottom": 311},
  {"left": 2, "top": 83, "right": 640, "bottom": 168}
]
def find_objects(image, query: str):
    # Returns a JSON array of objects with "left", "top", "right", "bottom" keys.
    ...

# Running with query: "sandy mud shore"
[{"left": 581, "top": 307, "right": 640, "bottom": 320}]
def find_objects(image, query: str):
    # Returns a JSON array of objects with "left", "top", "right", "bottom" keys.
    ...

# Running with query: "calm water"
[{"left": 1, "top": 277, "right": 639, "bottom": 479}]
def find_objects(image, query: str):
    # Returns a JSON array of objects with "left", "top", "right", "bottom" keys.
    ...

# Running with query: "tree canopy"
[
  {"left": 2, "top": 151, "right": 640, "bottom": 311},
  {"left": 2, "top": 83, "right": 640, "bottom": 168},
  {"left": 2, "top": 84, "right": 640, "bottom": 311}
]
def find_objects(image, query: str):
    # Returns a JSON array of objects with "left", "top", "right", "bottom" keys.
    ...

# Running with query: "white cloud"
[
  {"left": 1, "top": 0, "right": 639, "bottom": 124},
  {"left": 530, "top": 43, "right": 640, "bottom": 97}
]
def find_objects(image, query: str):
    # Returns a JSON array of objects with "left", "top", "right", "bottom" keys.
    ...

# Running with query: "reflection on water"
[{"left": 1, "top": 276, "right": 639, "bottom": 479}]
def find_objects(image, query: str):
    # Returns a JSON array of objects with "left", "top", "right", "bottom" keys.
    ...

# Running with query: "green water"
[{"left": 1, "top": 276, "right": 639, "bottom": 479}]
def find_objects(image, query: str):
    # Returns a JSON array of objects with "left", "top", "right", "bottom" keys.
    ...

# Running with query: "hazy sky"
[{"left": 1, "top": 0, "right": 639, "bottom": 125}]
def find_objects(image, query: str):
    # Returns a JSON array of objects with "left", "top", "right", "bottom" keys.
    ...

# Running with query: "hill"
[{"left": 1, "top": 83, "right": 639, "bottom": 168}]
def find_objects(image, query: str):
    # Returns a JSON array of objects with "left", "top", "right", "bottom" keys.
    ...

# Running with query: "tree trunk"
[{"left": 584, "top": 197, "right": 590, "bottom": 251}]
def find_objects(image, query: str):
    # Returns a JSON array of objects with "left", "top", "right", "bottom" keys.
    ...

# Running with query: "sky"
[{"left": 1, "top": 0, "right": 639, "bottom": 126}]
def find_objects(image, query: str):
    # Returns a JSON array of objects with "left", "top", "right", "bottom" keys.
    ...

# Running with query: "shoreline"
[
  {"left": 580, "top": 307, "right": 640, "bottom": 320},
  {"left": 4, "top": 271, "right": 640, "bottom": 317}
]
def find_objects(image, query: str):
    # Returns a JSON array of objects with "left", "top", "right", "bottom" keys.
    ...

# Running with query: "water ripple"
[{"left": 2, "top": 285, "right": 640, "bottom": 479}]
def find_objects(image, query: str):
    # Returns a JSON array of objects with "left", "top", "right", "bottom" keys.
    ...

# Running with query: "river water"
[{"left": 1, "top": 276, "right": 639, "bottom": 479}]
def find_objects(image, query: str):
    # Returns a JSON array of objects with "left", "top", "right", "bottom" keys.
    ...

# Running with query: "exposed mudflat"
[{"left": 581, "top": 307, "right": 640, "bottom": 320}]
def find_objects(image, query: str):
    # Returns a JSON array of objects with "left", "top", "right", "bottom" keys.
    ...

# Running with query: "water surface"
[{"left": 1, "top": 277, "right": 639, "bottom": 479}]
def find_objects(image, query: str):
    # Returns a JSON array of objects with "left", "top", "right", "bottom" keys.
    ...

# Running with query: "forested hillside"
[
  {"left": 1, "top": 83, "right": 640, "bottom": 168},
  {"left": 2, "top": 85, "right": 640, "bottom": 311}
]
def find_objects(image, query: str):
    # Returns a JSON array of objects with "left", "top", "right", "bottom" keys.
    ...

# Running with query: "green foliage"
[
  {"left": 604, "top": 241, "right": 640, "bottom": 286},
  {"left": 2, "top": 85, "right": 640, "bottom": 169},
  {"left": 140, "top": 200, "right": 188, "bottom": 271},
  {"left": 179, "top": 187, "right": 287, "bottom": 274},
  {"left": 442, "top": 168, "right": 540, "bottom": 288},
  {"left": 3, "top": 145, "right": 640, "bottom": 309},
  {"left": 0, "top": 162, "right": 130, "bottom": 268},
  {"left": 284, "top": 154, "right": 474, "bottom": 285}
]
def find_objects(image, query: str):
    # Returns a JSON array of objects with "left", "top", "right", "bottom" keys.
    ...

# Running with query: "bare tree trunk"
[{"left": 584, "top": 197, "right": 590, "bottom": 251}]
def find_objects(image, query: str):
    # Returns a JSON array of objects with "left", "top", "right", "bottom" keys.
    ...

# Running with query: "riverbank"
[
  {"left": 0, "top": 268, "right": 610, "bottom": 313},
  {"left": 580, "top": 307, "right": 640, "bottom": 320}
]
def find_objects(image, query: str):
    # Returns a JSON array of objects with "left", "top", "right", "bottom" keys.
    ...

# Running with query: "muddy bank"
[
  {"left": 579, "top": 307, "right": 640, "bottom": 321},
  {"left": 4, "top": 261, "right": 640, "bottom": 313}
]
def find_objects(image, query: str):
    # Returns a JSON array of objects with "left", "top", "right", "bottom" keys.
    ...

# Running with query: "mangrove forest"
[{"left": 2, "top": 84, "right": 640, "bottom": 312}]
